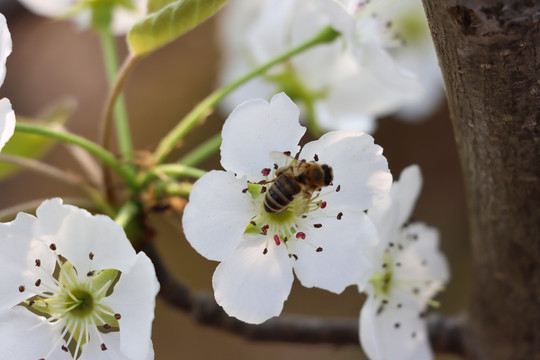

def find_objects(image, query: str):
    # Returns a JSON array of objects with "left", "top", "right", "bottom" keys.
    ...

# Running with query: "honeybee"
[{"left": 264, "top": 155, "right": 333, "bottom": 213}]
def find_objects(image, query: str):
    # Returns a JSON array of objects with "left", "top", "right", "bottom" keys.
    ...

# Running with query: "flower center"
[{"left": 17, "top": 244, "right": 121, "bottom": 358}]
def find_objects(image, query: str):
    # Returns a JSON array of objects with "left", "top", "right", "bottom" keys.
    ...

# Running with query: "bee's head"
[{"left": 322, "top": 164, "right": 333, "bottom": 186}]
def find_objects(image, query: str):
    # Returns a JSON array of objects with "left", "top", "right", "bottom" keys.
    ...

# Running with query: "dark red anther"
[
  {"left": 292, "top": 254, "right": 298, "bottom": 260},
  {"left": 320, "top": 201, "right": 327, "bottom": 209},
  {"left": 250, "top": 221, "right": 256, "bottom": 226},
  {"left": 273, "top": 235, "right": 281, "bottom": 246},
  {"left": 261, "top": 224, "right": 269, "bottom": 235},
  {"left": 61, "top": 345, "right": 68, "bottom": 352},
  {"left": 337, "top": 212, "right": 343, "bottom": 220},
  {"left": 101, "top": 343, "right": 108, "bottom": 351},
  {"left": 316, "top": 247, "right": 323, "bottom": 252},
  {"left": 242, "top": 188, "right": 248, "bottom": 193},
  {"left": 313, "top": 154, "right": 319, "bottom": 161},
  {"left": 314, "top": 223, "right": 322, "bottom": 228},
  {"left": 263, "top": 248, "right": 268, "bottom": 255},
  {"left": 18, "top": 285, "right": 25, "bottom": 292},
  {"left": 261, "top": 168, "right": 271, "bottom": 176},
  {"left": 336, "top": 185, "right": 341, "bottom": 192},
  {"left": 35, "top": 259, "right": 41, "bottom": 267},
  {"left": 35, "top": 279, "right": 41, "bottom": 287},
  {"left": 114, "top": 313, "right": 121, "bottom": 320},
  {"left": 103, "top": 323, "right": 111, "bottom": 329},
  {"left": 89, "top": 252, "right": 94, "bottom": 260},
  {"left": 283, "top": 151, "right": 291, "bottom": 156},
  {"left": 87, "top": 271, "right": 94, "bottom": 277},
  {"left": 49, "top": 243, "right": 57, "bottom": 251},
  {"left": 296, "top": 232, "right": 306, "bottom": 240},
  {"left": 261, "top": 186, "right": 267, "bottom": 193},
  {"left": 274, "top": 163, "right": 279, "bottom": 170}
]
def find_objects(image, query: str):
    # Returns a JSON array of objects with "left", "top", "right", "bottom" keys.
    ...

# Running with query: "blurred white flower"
[
  {"left": 0, "top": 198, "right": 159, "bottom": 359},
  {"left": 217, "top": 0, "right": 429, "bottom": 134},
  {"left": 0, "top": 13, "right": 14, "bottom": 152},
  {"left": 17, "top": 0, "right": 147, "bottom": 34},
  {"left": 359, "top": 165, "right": 450, "bottom": 360},
  {"left": 182, "top": 93, "right": 392, "bottom": 324}
]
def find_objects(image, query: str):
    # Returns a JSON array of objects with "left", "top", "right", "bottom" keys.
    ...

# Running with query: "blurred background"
[{"left": 0, "top": 2, "right": 470, "bottom": 359}]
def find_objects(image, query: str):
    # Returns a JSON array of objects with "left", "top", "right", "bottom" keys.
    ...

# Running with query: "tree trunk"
[{"left": 419, "top": 1, "right": 540, "bottom": 359}]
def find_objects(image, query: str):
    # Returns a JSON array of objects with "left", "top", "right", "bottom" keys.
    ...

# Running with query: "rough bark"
[{"left": 420, "top": 1, "right": 540, "bottom": 359}]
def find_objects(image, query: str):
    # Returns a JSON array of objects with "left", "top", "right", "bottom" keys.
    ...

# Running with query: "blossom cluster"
[
  {"left": 217, "top": 0, "right": 444, "bottom": 133},
  {"left": 0, "top": 1, "right": 451, "bottom": 359}
]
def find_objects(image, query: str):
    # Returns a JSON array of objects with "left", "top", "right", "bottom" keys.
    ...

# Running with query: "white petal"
[
  {"left": 300, "top": 130, "right": 392, "bottom": 210},
  {"left": 35, "top": 198, "right": 137, "bottom": 276},
  {"left": 0, "top": 212, "right": 55, "bottom": 310},
  {"left": 182, "top": 170, "right": 257, "bottom": 261},
  {"left": 212, "top": 235, "right": 294, "bottom": 324},
  {"left": 394, "top": 223, "right": 450, "bottom": 300},
  {"left": 291, "top": 209, "right": 377, "bottom": 293},
  {"left": 0, "top": 98, "right": 15, "bottom": 151},
  {"left": 0, "top": 307, "right": 71, "bottom": 360},
  {"left": 369, "top": 165, "right": 422, "bottom": 244},
  {"left": 100, "top": 253, "right": 158, "bottom": 360},
  {"left": 220, "top": 93, "right": 305, "bottom": 182},
  {"left": 312, "top": 0, "right": 356, "bottom": 42},
  {"left": 17, "top": 0, "right": 73, "bottom": 18},
  {"left": 0, "top": 13, "right": 12, "bottom": 87},
  {"left": 360, "top": 285, "right": 434, "bottom": 360}
]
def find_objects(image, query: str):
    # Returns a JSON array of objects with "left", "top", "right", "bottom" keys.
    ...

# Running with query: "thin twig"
[
  {"left": 99, "top": 53, "right": 141, "bottom": 202},
  {"left": 0, "top": 153, "right": 86, "bottom": 187},
  {"left": 140, "top": 242, "right": 465, "bottom": 352}
]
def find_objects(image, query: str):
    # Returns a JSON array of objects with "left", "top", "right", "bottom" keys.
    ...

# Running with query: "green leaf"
[
  {"left": 128, "top": 0, "right": 229, "bottom": 55},
  {"left": 0, "top": 99, "right": 75, "bottom": 180}
]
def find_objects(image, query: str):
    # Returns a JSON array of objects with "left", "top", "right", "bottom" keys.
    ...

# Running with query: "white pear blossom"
[
  {"left": 359, "top": 165, "right": 450, "bottom": 360},
  {"left": 182, "top": 93, "right": 392, "bottom": 324},
  {"left": 17, "top": 0, "right": 147, "bottom": 35},
  {"left": 0, "top": 198, "right": 159, "bottom": 359},
  {"left": 0, "top": 13, "right": 14, "bottom": 152},
  {"left": 217, "top": 0, "right": 424, "bottom": 134}
]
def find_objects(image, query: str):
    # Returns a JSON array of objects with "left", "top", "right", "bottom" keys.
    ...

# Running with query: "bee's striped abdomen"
[{"left": 264, "top": 173, "right": 301, "bottom": 213}]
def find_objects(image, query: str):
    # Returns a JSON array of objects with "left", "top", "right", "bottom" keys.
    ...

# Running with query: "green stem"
[
  {"left": 138, "top": 163, "right": 206, "bottom": 187},
  {"left": 304, "top": 100, "right": 324, "bottom": 138},
  {"left": 115, "top": 200, "right": 139, "bottom": 228},
  {"left": 153, "top": 26, "right": 340, "bottom": 164},
  {"left": 163, "top": 181, "right": 193, "bottom": 197},
  {"left": 15, "top": 123, "right": 138, "bottom": 192},
  {"left": 178, "top": 133, "right": 222, "bottom": 167},
  {"left": 99, "top": 29, "right": 133, "bottom": 160}
]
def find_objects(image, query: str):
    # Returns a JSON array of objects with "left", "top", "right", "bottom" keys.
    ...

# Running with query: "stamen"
[
  {"left": 273, "top": 235, "right": 281, "bottom": 246},
  {"left": 101, "top": 343, "right": 107, "bottom": 351},
  {"left": 35, "top": 259, "right": 41, "bottom": 267},
  {"left": 61, "top": 345, "right": 68, "bottom": 352},
  {"left": 313, "top": 154, "right": 319, "bottom": 161},
  {"left": 274, "top": 163, "right": 279, "bottom": 170},
  {"left": 263, "top": 248, "right": 268, "bottom": 255},
  {"left": 316, "top": 247, "right": 323, "bottom": 252},
  {"left": 114, "top": 313, "right": 121, "bottom": 320},
  {"left": 283, "top": 151, "right": 291, "bottom": 156},
  {"left": 320, "top": 201, "right": 327, "bottom": 209},
  {"left": 260, "top": 186, "right": 267, "bottom": 193},
  {"left": 89, "top": 252, "right": 94, "bottom": 260},
  {"left": 35, "top": 279, "right": 41, "bottom": 287},
  {"left": 49, "top": 243, "right": 57, "bottom": 251},
  {"left": 313, "top": 223, "right": 322, "bottom": 228},
  {"left": 295, "top": 232, "right": 306, "bottom": 240},
  {"left": 242, "top": 188, "right": 248, "bottom": 193},
  {"left": 336, "top": 185, "right": 341, "bottom": 192},
  {"left": 337, "top": 212, "right": 343, "bottom": 220},
  {"left": 18, "top": 285, "right": 25, "bottom": 292},
  {"left": 394, "top": 323, "right": 400, "bottom": 329},
  {"left": 250, "top": 221, "right": 256, "bottom": 226},
  {"left": 87, "top": 271, "right": 94, "bottom": 277},
  {"left": 261, "top": 168, "right": 271, "bottom": 176}
]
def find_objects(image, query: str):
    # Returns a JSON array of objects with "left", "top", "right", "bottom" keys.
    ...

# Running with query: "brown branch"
[
  {"left": 420, "top": 1, "right": 540, "bottom": 359},
  {"left": 140, "top": 242, "right": 464, "bottom": 352}
]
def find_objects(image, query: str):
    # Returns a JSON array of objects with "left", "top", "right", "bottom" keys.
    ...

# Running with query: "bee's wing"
[{"left": 269, "top": 151, "right": 295, "bottom": 169}]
